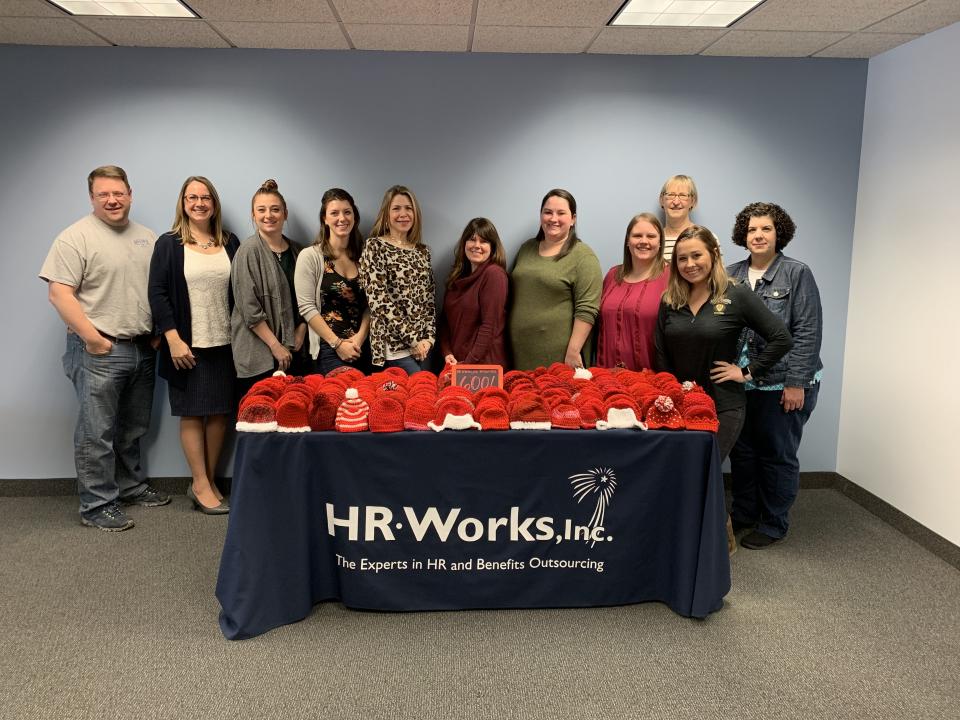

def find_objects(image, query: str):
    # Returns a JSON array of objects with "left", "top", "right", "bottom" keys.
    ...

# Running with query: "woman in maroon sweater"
[{"left": 439, "top": 218, "right": 509, "bottom": 367}]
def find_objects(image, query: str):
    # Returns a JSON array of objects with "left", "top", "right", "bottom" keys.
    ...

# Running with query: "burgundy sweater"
[{"left": 439, "top": 262, "right": 509, "bottom": 366}]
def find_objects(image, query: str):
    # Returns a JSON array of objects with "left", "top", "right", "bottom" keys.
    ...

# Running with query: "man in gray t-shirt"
[{"left": 39, "top": 165, "right": 170, "bottom": 531}]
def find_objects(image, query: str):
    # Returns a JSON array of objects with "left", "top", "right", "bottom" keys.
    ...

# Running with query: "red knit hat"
[
  {"left": 682, "top": 402, "right": 720, "bottom": 432},
  {"left": 369, "top": 395, "right": 406, "bottom": 433},
  {"left": 550, "top": 402, "right": 581, "bottom": 430},
  {"left": 542, "top": 386, "right": 573, "bottom": 408},
  {"left": 335, "top": 388, "right": 369, "bottom": 432},
  {"left": 326, "top": 366, "right": 364, "bottom": 383},
  {"left": 475, "top": 399, "right": 510, "bottom": 431},
  {"left": 428, "top": 396, "right": 480, "bottom": 432},
  {"left": 503, "top": 370, "right": 532, "bottom": 393},
  {"left": 236, "top": 397, "right": 277, "bottom": 433},
  {"left": 403, "top": 394, "right": 436, "bottom": 431},
  {"left": 574, "top": 394, "right": 605, "bottom": 430},
  {"left": 509, "top": 394, "right": 551, "bottom": 430},
  {"left": 645, "top": 395, "right": 684, "bottom": 430},
  {"left": 438, "top": 385, "right": 474, "bottom": 402},
  {"left": 473, "top": 387, "right": 510, "bottom": 406},
  {"left": 276, "top": 394, "right": 311, "bottom": 433},
  {"left": 382, "top": 366, "right": 411, "bottom": 382},
  {"left": 309, "top": 390, "right": 340, "bottom": 431},
  {"left": 547, "top": 362, "right": 575, "bottom": 380},
  {"left": 682, "top": 390, "right": 716, "bottom": 413}
]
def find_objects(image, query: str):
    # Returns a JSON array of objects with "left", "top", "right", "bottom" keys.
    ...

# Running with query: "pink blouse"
[{"left": 596, "top": 265, "right": 670, "bottom": 371}]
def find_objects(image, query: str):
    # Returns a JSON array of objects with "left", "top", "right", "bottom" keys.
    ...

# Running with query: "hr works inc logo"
[{"left": 324, "top": 466, "right": 619, "bottom": 547}]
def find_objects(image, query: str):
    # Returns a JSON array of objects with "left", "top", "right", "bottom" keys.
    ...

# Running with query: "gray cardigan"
[{"left": 230, "top": 233, "right": 302, "bottom": 378}]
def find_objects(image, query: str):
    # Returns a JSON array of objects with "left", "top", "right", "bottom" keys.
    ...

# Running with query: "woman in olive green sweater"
[{"left": 509, "top": 189, "right": 602, "bottom": 370}]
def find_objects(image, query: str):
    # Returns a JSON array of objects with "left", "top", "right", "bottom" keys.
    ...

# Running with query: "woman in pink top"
[
  {"left": 596, "top": 212, "right": 670, "bottom": 370},
  {"left": 439, "top": 217, "right": 509, "bottom": 367}
]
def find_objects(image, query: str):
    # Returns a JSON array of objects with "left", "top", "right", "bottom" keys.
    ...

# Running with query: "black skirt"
[{"left": 168, "top": 345, "right": 236, "bottom": 416}]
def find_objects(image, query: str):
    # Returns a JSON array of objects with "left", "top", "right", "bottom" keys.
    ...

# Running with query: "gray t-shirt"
[{"left": 39, "top": 213, "right": 156, "bottom": 337}]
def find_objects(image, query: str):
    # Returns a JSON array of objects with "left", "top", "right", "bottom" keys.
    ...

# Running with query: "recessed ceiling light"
[
  {"left": 610, "top": 0, "right": 764, "bottom": 28},
  {"left": 49, "top": 0, "right": 197, "bottom": 18}
]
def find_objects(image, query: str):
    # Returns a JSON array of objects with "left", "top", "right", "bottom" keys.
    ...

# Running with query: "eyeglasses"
[
  {"left": 93, "top": 191, "right": 128, "bottom": 201},
  {"left": 185, "top": 194, "right": 213, "bottom": 203},
  {"left": 662, "top": 192, "right": 691, "bottom": 202}
]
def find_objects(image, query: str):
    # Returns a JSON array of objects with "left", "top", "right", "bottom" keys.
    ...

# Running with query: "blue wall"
[{"left": 1, "top": 46, "right": 866, "bottom": 478}]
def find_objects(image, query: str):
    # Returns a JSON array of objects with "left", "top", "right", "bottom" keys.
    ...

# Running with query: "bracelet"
[{"left": 332, "top": 338, "right": 343, "bottom": 350}]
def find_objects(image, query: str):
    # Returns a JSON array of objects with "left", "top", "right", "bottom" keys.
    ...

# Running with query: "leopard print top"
[{"left": 359, "top": 237, "right": 436, "bottom": 366}]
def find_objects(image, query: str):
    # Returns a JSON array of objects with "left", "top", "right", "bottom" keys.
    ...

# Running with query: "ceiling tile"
[
  {"left": 334, "top": 0, "right": 473, "bottom": 26},
  {"left": 813, "top": 31, "right": 920, "bottom": 58},
  {"left": 734, "top": 0, "right": 918, "bottom": 33},
  {"left": 702, "top": 29, "right": 849, "bottom": 56},
  {"left": 865, "top": 0, "right": 960, "bottom": 34},
  {"left": 477, "top": 0, "right": 624, "bottom": 27},
  {"left": 346, "top": 23, "right": 469, "bottom": 51},
  {"left": 75, "top": 17, "right": 229, "bottom": 47},
  {"left": 187, "top": 0, "right": 335, "bottom": 23},
  {"left": 0, "top": 0, "right": 69, "bottom": 17},
  {"left": 213, "top": 21, "right": 349, "bottom": 50},
  {"left": 589, "top": 26, "right": 723, "bottom": 54},
  {"left": 0, "top": 16, "right": 108, "bottom": 44},
  {"left": 473, "top": 25, "right": 597, "bottom": 53}
]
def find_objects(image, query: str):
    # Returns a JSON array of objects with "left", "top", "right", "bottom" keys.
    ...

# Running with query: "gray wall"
[{"left": 1, "top": 46, "right": 866, "bottom": 479}]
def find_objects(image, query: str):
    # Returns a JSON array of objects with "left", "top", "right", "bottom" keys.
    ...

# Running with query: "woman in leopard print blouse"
[{"left": 359, "top": 185, "right": 436, "bottom": 372}]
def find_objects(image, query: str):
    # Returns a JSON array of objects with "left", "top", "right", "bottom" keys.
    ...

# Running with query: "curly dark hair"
[{"left": 731, "top": 202, "right": 796, "bottom": 251}]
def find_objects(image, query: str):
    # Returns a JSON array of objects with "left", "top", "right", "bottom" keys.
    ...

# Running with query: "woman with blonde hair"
[
  {"left": 149, "top": 176, "right": 239, "bottom": 514},
  {"left": 231, "top": 179, "right": 308, "bottom": 392},
  {"left": 596, "top": 212, "right": 669, "bottom": 370},
  {"left": 658, "top": 174, "right": 699, "bottom": 262},
  {"left": 439, "top": 217, "right": 508, "bottom": 367},
  {"left": 655, "top": 225, "right": 791, "bottom": 461},
  {"left": 359, "top": 185, "right": 435, "bottom": 373}
]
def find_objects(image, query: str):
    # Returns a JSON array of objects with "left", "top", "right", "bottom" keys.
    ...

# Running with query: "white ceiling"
[{"left": 1, "top": 0, "right": 958, "bottom": 58}]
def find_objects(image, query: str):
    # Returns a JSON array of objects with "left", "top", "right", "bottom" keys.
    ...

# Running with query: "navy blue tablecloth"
[{"left": 217, "top": 429, "right": 730, "bottom": 640}]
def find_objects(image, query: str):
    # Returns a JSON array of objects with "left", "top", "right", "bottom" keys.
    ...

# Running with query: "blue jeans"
[
  {"left": 316, "top": 343, "right": 372, "bottom": 376},
  {"left": 729, "top": 383, "right": 819, "bottom": 539},
  {"left": 62, "top": 333, "right": 156, "bottom": 517},
  {"left": 374, "top": 355, "right": 422, "bottom": 375}
]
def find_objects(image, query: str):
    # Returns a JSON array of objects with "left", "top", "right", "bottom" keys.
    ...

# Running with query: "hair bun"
[{"left": 260, "top": 179, "right": 279, "bottom": 192}]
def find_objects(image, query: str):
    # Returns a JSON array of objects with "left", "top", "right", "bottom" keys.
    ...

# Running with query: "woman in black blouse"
[{"left": 655, "top": 225, "right": 792, "bottom": 461}]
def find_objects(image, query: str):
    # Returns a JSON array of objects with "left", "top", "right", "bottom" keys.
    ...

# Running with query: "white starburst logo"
[{"left": 568, "top": 467, "right": 617, "bottom": 547}]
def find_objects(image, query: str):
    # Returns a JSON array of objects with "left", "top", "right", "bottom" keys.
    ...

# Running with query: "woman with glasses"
[
  {"left": 596, "top": 213, "right": 669, "bottom": 371},
  {"left": 658, "top": 174, "right": 700, "bottom": 263},
  {"left": 149, "top": 176, "right": 239, "bottom": 514},
  {"left": 726, "top": 203, "right": 823, "bottom": 550},
  {"left": 295, "top": 188, "right": 371, "bottom": 374},
  {"left": 359, "top": 185, "right": 436, "bottom": 373},
  {"left": 509, "top": 188, "right": 602, "bottom": 370},
  {"left": 232, "top": 179, "right": 308, "bottom": 392}
]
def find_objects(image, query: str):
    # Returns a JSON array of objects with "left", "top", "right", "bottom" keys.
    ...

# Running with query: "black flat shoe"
[
  {"left": 186, "top": 485, "right": 229, "bottom": 515},
  {"left": 741, "top": 530, "right": 780, "bottom": 549}
]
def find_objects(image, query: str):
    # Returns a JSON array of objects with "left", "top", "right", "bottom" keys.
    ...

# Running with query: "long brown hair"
[
  {"left": 369, "top": 185, "right": 423, "bottom": 248},
  {"left": 616, "top": 212, "right": 666, "bottom": 283},
  {"left": 445, "top": 217, "right": 507, "bottom": 290},
  {"left": 314, "top": 187, "right": 363, "bottom": 262},
  {"left": 662, "top": 225, "right": 730, "bottom": 309},
  {"left": 171, "top": 175, "right": 227, "bottom": 247}
]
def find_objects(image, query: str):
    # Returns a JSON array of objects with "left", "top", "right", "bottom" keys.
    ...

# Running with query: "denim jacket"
[{"left": 726, "top": 253, "right": 823, "bottom": 388}]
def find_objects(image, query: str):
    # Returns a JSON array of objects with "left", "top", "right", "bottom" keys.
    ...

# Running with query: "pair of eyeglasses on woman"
[
  {"left": 662, "top": 192, "right": 691, "bottom": 201},
  {"left": 185, "top": 194, "right": 213, "bottom": 203}
]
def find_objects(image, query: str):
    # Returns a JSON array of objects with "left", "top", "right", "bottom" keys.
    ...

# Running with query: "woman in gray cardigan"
[{"left": 231, "top": 179, "right": 307, "bottom": 393}]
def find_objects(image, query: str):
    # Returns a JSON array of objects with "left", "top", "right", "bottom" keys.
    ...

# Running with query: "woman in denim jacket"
[{"left": 726, "top": 202, "right": 823, "bottom": 550}]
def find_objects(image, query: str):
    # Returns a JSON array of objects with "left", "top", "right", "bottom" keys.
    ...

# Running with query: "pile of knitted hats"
[{"left": 236, "top": 364, "right": 719, "bottom": 434}]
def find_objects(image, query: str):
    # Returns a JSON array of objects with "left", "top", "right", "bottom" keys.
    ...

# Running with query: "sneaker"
[
  {"left": 120, "top": 486, "right": 171, "bottom": 507},
  {"left": 741, "top": 530, "right": 781, "bottom": 550},
  {"left": 81, "top": 504, "right": 135, "bottom": 532}
]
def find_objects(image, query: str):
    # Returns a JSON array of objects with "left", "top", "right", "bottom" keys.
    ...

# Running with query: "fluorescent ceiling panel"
[
  {"left": 50, "top": 0, "right": 196, "bottom": 17},
  {"left": 611, "top": 0, "right": 762, "bottom": 27}
]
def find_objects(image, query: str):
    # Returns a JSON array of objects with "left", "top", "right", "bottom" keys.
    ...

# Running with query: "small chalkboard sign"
[{"left": 451, "top": 364, "right": 503, "bottom": 391}]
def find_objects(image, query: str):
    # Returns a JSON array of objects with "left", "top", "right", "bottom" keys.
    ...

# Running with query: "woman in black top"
[{"left": 655, "top": 225, "right": 792, "bottom": 461}]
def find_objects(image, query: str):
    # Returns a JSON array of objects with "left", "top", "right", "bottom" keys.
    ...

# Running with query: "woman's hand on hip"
[{"left": 710, "top": 361, "right": 747, "bottom": 384}]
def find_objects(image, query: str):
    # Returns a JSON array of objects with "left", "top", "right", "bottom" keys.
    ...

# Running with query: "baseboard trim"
[{"left": 0, "top": 477, "right": 231, "bottom": 498}]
